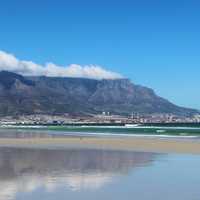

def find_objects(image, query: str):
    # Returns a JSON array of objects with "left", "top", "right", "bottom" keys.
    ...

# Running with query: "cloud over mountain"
[{"left": 0, "top": 50, "right": 123, "bottom": 79}]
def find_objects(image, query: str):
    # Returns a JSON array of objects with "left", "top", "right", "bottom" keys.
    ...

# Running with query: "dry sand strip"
[{"left": 0, "top": 137, "right": 200, "bottom": 154}]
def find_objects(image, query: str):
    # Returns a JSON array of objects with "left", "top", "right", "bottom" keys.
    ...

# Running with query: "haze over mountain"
[{"left": 0, "top": 70, "right": 197, "bottom": 117}]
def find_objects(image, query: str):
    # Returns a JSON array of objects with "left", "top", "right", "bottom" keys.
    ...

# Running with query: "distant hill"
[{"left": 0, "top": 71, "right": 198, "bottom": 116}]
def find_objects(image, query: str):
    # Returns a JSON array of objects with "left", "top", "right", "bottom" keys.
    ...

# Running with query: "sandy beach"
[{"left": 0, "top": 136, "right": 200, "bottom": 154}]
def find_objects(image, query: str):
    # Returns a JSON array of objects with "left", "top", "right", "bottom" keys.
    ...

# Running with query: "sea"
[{"left": 2, "top": 123, "right": 200, "bottom": 138}]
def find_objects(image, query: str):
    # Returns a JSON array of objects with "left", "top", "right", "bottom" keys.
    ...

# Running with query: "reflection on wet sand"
[{"left": 0, "top": 147, "right": 156, "bottom": 200}]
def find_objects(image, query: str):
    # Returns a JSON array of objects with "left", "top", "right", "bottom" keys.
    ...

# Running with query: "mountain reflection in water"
[{"left": 0, "top": 147, "right": 156, "bottom": 200}]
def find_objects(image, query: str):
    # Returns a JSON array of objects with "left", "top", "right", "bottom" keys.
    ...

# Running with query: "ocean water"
[
  {"left": 47, "top": 125, "right": 200, "bottom": 137},
  {"left": 0, "top": 146, "right": 200, "bottom": 200},
  {"left": 2, "top": 124, "right": 200, "bottom": 138}
]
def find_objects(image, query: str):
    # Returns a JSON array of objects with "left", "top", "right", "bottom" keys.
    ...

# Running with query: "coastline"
[{"left": 0, "top": 136, "right": 200, "bottom": 154}]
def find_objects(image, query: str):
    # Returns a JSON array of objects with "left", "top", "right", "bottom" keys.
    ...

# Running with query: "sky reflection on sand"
[
  {"left": 0, "top": 143, "right": 200, "bottom": 200},
  {"left": 0, "top": 148, "right": 156, "bottom": 200}
]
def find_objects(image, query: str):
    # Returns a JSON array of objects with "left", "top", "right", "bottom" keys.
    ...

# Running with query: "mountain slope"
[{"left": 0, "top": 71, "right": 197, "bottom": 116}]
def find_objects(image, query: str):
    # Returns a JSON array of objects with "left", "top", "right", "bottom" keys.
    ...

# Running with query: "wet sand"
[{"left": 0, "top": 136, "right": 200, "bottom": 154}]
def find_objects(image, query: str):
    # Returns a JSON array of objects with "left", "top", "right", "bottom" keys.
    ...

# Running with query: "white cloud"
[{"left": 0, "top": 50, "right": 123, "bottom": 79}]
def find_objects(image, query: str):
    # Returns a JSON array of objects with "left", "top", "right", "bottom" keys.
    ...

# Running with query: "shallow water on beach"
[{"left": 0, "top": 146, "right": 200, "bottom": 200}]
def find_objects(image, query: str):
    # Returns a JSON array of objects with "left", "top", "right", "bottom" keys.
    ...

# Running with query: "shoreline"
[{"left": 0, "top": 136, "right": 200, "bottom": 154}]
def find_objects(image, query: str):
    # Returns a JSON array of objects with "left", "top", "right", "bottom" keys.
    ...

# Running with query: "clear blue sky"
[{"left": 0, "top": 0, "right": 200, "bottom": 109}]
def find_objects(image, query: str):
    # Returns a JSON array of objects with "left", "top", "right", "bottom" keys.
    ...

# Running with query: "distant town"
[{"left": 0, "top": 112, "right": 200, "bottom": 126}]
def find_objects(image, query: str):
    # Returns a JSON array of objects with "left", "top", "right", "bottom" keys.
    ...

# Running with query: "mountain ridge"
[{"left": 0, "top": 70, "right": 198, "bottom": 117}]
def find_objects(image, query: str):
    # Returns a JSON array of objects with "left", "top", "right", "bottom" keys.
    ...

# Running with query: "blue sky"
[{"left": 0, "top": 0, "right": 200, "bottom": 109}]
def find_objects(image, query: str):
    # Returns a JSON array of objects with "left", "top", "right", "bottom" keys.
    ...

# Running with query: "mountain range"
[{"left": 0, "top": 71, "right": 197, "bottom": 117}]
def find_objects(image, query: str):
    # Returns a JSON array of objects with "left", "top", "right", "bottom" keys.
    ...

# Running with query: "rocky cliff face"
[{"left": 0, "top": 71, "right": 197, "bottom": 116}]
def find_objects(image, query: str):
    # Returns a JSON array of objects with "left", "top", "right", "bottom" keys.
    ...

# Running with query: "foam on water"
[
  {"left": 81, "top": 125, "right": 200, "bottom": 130},
  {"left": 50, "top": 131, "right": 200, "bottom": 139}
]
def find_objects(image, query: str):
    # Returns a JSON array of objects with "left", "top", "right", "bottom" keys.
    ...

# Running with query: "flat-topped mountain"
[{"left": 0, "top": 71, "right": 197, "bottom": 116}]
